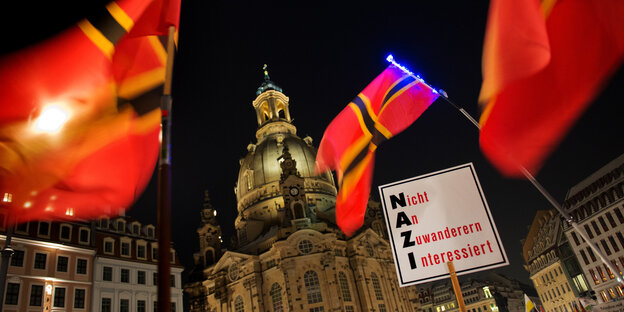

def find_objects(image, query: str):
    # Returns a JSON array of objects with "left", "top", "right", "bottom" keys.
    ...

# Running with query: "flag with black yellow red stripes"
[
  {"left": 0, "top": 0, "right": 180, "bottom": 223},
  {"left": 315, "top": 64, "right": 439, "bottom": 236}
]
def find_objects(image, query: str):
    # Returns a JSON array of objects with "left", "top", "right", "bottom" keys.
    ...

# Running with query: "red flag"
[
  {"left": 316, "top": 64, "right": 438, "bottom": 236},
  {"left": 0, "top": 0, "right": 179, "bottom": 223},
  {"left": 479, "top": 0, "right": 624, "bottom": 177}
]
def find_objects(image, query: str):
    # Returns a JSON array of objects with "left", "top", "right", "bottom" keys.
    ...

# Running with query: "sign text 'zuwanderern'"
[{"left": 378, "top": 163, "right": 508, "bottom": 286}]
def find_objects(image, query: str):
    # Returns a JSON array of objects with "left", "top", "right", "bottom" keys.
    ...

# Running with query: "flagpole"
[
  {"left": 157, "top": 25, "right": 176, "bottom": 312},
  {"left": 436, "top": 91, "right": 624, "bottom": 286}
]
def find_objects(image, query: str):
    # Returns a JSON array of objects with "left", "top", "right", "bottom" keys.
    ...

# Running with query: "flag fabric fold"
[
  {"left": 316, "top": 64, "right": 439, "bottom": 236},
  {"left": 0, "top": 0, "right": 180, "bottom": 223},
  {"left": 524, "top": 294, "right": 537, "bottom": 312},
  {"left": 479, "top": 0, "right": 624, "bottom": 177}
]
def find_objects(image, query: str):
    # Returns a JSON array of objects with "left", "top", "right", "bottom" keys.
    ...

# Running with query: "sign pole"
[{"left": 447, "top": 261, "right": 467, "bottom": 312}]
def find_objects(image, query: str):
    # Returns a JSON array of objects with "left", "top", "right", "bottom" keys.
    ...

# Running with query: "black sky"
[{"left": 5, "top": 1, "right": 624, "bottom": 287}]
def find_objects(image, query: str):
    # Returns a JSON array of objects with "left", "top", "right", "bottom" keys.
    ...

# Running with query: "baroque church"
[{"left": 184, "top": 69, "right": 421, "bottom": 312}]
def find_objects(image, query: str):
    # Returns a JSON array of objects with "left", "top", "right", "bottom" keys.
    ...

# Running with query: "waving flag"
[
  {"left": 0, "top": 0, "right": 180, "bottom": 223},
  {"left": 316, "top": 63, "right": 439, "bottom": 236},
  {"left": 479, "top": 0, "right": 624, "bottom": 177}
]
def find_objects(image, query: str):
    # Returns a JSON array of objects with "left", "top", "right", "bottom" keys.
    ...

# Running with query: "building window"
[
  {"left": 309, "top": 307, "right": 324, "bottom": 312},
  {"left": 608, "top": 236, "right": 620, "bottom": 252},
  {"left": 580, "top": 250, "right": 589, "bottom": 265},
  {"left": 617, "top": 232, "right": 624, "bottom": 249},
  {"left": 298, "top": 239, "right": 314, "bottom": 254},
  {"left": 100, "top": 218, "right": 109, "bottom": 229},
  {"left": 589, "top": 269, "right": 600, "bottom": 285},
  {"left": 53, "top": 287, "right": 66, "bottom": 307},
  {"left": 102, "top": 298, "right": 112, "bottom": 312},
  {"left": 118, "top": 220, "right": 126, "bottom": 232},
  {"left": 121, "top": 242, "right": 130, "bottom": 256},
  {"left": 29, "top": 285, "right": 43, "bottom": 306},
  {"left": 104, "top": 239, "right": 114, "bottom": 254},
  {"left": 571, "top": 232, "right": 580, "bottom": 246},
  {"left": 103, "top": 266, "right": 113, "bottom": 281},
  {"left": 34, "top": 253, "right": 47, "bottom": 269},
  {"left": 5, "top": 283, "right": 19, "bottom": 305},
  {"left": 614, "top": 207, "right": 624, "bottom": 223},
  {"left": 379, "top": 304, "right": 387, "bottom": 312},
  {"left": 601, "top": 239, "right": 612, "bottom": 255},
  {"left": 60, "top": 224, "right": 72, "bottom": 240},
  {"left": 79, "top": 228, "right": 90, "bottom": 244},
  {"left": 138, "top": 271, "right": 146, "bottom": 284},
  {"left": 598, "top": 217, "right": 609, "bottom": 231},
  {"left": 234, "top": 296, "right": 244, "bottom": 312},
  {"left": 121, "top": 268, "right": 130, "bottom": 283},
  {"left": 171, "top": 302, "right": 177, "bottom": 312},
  {"left": 38, "top": 221, "right": 50, "bottom": 237},
  {"left": 170, "top": 250, "right": 175, "bottom": 263},
  {"left": 587, "top": 247, "right": 597, "bottom": 262},
  {"left": 339, "top": 272, "right": 352, "bottom": 302},
  {"left": 584, "top": 224, "right": 594, "bottom": 239},
  {"left": 591, "top": 221, "right": 601, "bottom": 236},
  {"left": 147, "top": 227, "right": 154, "bottom": 238},
  {"left": 133, "top": 224, "right": 140, "bottom": 235},
  {"left": 74, "top": 289, "right": 86, "bottom": 309},
  {"left": 57, "top": 256, "right": 69, "bottom": 272},
  {"left": 138, "top": 245, "right": 146, "bottom": 259},
  {"left": 371, "top": 272, "right": 384, "bottom": 300},
  {"left": 346, "top": 306, "right": 354, "bottom": 312},
  {"left": 10, "top": 250, "right": 24, "bottom": 267},
  {"left": 152, "top": 247, "right": 158, "bottom": 260},
  {"left": 483, "top": 286, "right": 493, "bottom": 298},
  {"left": 170, "top": 274, "right": 176, "bottom": 287},
  {"left": 270, "top": 283, "right": 283, "bottom": 312},
  {"left": 120, "top": 299, "right": 130, "bottom": 312},
  {"left": 304, "top": 270, "right": 323, "bottom": 304},
  {"left": 153, "top": 272, "right": 158, "bottom": 285},
  {"left": 605, "top": 212, "right": 617, "bottom": 227},
  {"left": 77, "top": 258, "right": 87, "bottom": 274},
  {"left": 137, "top": 300, "right": 146, "bottom": 312}
]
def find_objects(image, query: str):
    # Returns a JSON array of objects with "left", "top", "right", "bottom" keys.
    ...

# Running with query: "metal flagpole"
[
  {"left": 157, "top": 25, "right": 176, "bottom": 312},
  {"left": 436, "top": 91, "right": 624, "bottom": 286},
  {"left": 386, "top": 54, "right": 624, "bottom": 286}
]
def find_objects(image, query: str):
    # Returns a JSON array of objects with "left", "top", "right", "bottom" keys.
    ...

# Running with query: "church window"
[
  {"left": 270, "top": 283, "right": 283, "bottom": 312},
  {"left": 366, "top": 245, "right": 374, "bottom": 257},
  {"left": 339, "top": 272, "right": 352, "bottom": 302},
  {"left": 293, "top": 203, "right": 305, "bottom": 219},
  {"left": 205, "top": 249, "right": 214, "bottom": 266},
  {"left": 246, "top": 171, "right": 254, "bottom": 190},
  {"left": 304, "top": 270, "right": 323, "bottom": 304},
  {"left": 298, "top": 240, "right": 313, "bottom": 254},
  {"left": 371, "top": 272, "right": 383, "bottom": 300},
  {"left": 234, "top": 296, "right": 244, "bottom": 312}
]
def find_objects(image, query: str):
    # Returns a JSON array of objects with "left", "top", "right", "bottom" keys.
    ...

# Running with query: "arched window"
[
  {"left": 293, "top": 203, "right": 305, "bottom": 219},
  {"left": 339, "top": 272, "right": 352, "bottom": 302},
  {"left": 235, "top": 296, "right": 244, "bottom": 312},
  {"left": 304, "top": 270, "right": 323, "bottom": 304},
  {"left": 370, "top": 272, "right": 383, "bottom": 300},
  {"left": 270, "top": 283, "right": 283, "bottom": 312},
  {"left": 205, "top": 249, "right": 214, "bottom": 266}
]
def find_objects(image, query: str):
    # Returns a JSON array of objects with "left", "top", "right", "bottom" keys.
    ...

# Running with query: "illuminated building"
[
  {"left": 562, "top": 154, "right": 624, "bottom": 309},
  {"left": 522, "top": 210, "right": 586, "bottom": 312},
  {"left": 0, "top": 214, "right": 183, "bottom": 312},
  {"left": 185, "top": 70, "right": 419, "bottom": 312},
  {"left": 0, "top": 219, "right": 95, "bottom": 312},
  {"left": 91, "top": 216, "right": 184, "bottom": 312}
]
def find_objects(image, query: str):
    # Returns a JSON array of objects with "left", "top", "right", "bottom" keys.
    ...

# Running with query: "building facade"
[
  {"left": 0, "top": 218, "right": 95, "bottom": 312},
  {"left": 522, "top": 210, "right": 588, "bottom": 312},
  {"left": 91, "top": 216, "right": 185, "bottom": 312},
  {"left": 0, "top": 212, "right": 184, "bottom": 312},
  {"left": 561, "top": 154, "right": 624, "bottom": 309}
]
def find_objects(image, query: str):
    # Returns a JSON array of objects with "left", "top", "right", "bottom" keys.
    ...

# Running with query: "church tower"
[
  {"left": 196, "top": 191, "right": 223, "bottom": 267},
  {"left": 184, "top": 67, "right": 418, "bottom": 312},
  {"left": 233, "top": 65, "right": 337, "bottom": 253}
]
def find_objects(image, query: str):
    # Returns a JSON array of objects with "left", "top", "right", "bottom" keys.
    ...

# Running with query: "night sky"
[{"left": 4, "top": 1, "right": 624, "bottom": 287}]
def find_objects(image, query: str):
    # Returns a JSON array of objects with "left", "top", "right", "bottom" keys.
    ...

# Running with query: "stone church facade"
[{"left": 184, "top": 69, "right": 419, "bottom": 312}]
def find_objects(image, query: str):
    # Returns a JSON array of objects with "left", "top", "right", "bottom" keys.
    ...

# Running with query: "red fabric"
[
  {"left": 316, "top": 64, "right": 438, "bottom": 236},
  {"left": 479, "top": 0, "right": 624, "bottom": 177},
  {"left": 129, "top": 0, "right": 182, "bottom": 37},
  {"left": 0, "top": 0, "right": 166, "bottom": 223}
]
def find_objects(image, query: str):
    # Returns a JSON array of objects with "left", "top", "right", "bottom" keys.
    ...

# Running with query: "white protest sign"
[{"left": 378, "top": 163, "right": 508, "bottom": 286}]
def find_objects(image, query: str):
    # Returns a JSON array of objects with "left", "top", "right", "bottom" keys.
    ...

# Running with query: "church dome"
[{"left": 234, "top": 66, "right": 336, "bottom": 219}]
